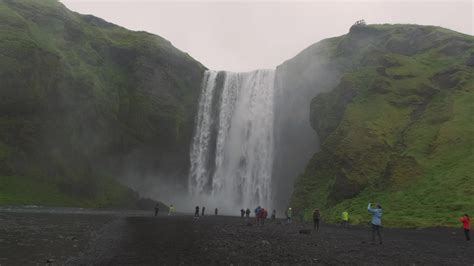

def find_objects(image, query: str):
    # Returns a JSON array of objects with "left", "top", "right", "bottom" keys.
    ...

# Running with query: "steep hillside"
[
  {"left": 288, "top": 24, "right": 474, "bottom": 227},
  {"left": 272, "top": 36, "right": 344, "bottom": 208},
  {"left": 0, "top": 0, "right": 205, "bottom": 207}
]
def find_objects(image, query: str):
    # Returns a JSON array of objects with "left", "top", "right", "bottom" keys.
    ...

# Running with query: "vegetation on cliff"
[
  {"left": 0, "top": 0, "right": 205, "bottom": 207},
  {"left": 290, "top": 24, "right": 474, "bottom": 227}
]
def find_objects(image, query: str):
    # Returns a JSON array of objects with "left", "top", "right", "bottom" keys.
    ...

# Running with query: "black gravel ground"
[{"left": 1, "top": 209, "right": 472, "bottom": 265}]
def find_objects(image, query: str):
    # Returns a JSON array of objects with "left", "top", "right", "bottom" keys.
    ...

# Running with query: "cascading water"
[{"left": 189, "top": 69, "right": 275, "bottom": 211}]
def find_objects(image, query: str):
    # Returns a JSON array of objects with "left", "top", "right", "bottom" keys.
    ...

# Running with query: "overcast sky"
[{"left": 60, "top": 0, "right": 473, "bottom": 71}]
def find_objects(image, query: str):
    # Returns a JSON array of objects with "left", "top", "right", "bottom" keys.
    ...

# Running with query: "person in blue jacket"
[{"left": 368, "top": 203, "right": 383, "bottom": 244}]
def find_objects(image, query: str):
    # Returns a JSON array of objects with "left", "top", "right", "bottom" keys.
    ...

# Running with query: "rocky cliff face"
[
  {"left": 288, "top": 24, "right": 474, "bottom": 227},
  {"left": 272, "top": 37, "right": 344, "bottom": 208},
  {"left": 0, "top": 0, "right": 205, "bottom": 206}
]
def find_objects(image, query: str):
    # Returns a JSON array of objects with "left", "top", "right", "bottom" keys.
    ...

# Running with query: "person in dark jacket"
[
  {"left": 271, "top": 209, "right": 276, "bottom": 220},
  {"left": 240, "top": 209, "right": 245, "bottom": 218},
  {"left": 154, "top": 204, "right": 160, "bottom": 216},
  {"left": 215, "top": 208, "right": 218, "bottom": 216},
  {"left": 201, "top": 206, "right": 206, "bottom": 216},
  {"left": 194, "top": 206, "right": 200, "bottom": 218},
  {"left": 313, "top": 208, "right": 321, "bottom": 231},
  {"left": 245, "top": 208, "right": 250, "bottom": 218}
]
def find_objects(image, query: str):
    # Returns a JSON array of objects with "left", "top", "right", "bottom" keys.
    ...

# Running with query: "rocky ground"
[{"left": 0, "top": 208, "right": 472, "bottom": 265}]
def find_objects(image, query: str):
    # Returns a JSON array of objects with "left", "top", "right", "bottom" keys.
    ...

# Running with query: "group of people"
[
  {"left": 238, "top": 206, "right": 277, "bottom": 226},
  {"left": 254, "top": 206, "right": 268, "bottom": 225},
  {"left": 154, "top": 204, "right": 176, "bottom": 216},
  {"left": 240, "top": 208, "right": 251, "bottom": 218},
  {"left": 312, "top": 204, "right": 471, "bottom": 244},
  {"left": 310, "top": 203, "right": 383, "bottom": 244},
  {"left": 194, "top": 206, "right": 219, "bottom": 218},
  {"left": 154, "top": 202, "right": 471, "bottom": 242}
]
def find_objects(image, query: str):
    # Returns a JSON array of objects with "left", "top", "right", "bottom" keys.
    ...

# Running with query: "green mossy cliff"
[
  {"left": 288, "top": 24, "right": 474, "bottom": 227},
  {"left": 0, "top": 0, "right": 205, "bottom": 207}
]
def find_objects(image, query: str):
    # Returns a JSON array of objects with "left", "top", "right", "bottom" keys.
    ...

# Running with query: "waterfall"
[{"left": 189, "top": 69, "right": 275, "bottom": 211}]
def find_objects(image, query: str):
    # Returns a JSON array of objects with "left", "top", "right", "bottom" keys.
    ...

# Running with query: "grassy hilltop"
[
  {"left": 288, "top": 24, "right": 474, "bottom": 227},
  {"left": 0, "top": 0, "right": 205, "bottom": 207}
]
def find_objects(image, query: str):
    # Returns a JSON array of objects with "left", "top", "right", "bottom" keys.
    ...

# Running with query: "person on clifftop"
[
  {"left": 154, "top": 204, "right": 160, "bottom": 216},
  {"left": 368, "top": 203, "right": 383, "bottom": 244},
  {"left": 313, "top": 208, "right": 321, "bottom": 231},
  {"left": 460, "top": 214, "right": 471, "bottom": 241}
]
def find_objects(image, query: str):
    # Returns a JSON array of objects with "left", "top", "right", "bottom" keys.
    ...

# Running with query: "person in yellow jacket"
[
  {"left": 168, "top": 204, "right": 176, "bottom": 216},
  {"left": 342, "top": 211, "right": 349, "bottom": 227}
]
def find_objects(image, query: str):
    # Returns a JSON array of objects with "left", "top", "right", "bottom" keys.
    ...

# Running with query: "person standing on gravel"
[
  {"left": 313, "top": 208, "right": 321, "bottom": 231},
  {"left": 215, "top": 208, "right": 218, "bottom": 216},
  {"left": 255, "top": 206, "right": 261, "bottom": 216},
  {"left": 368, "top": 203, "right": 383, "bottom": 244},
  {"left": 194, "top": 206, "right": 200, "bottom": 218},
  {"left": 460, "top": 214, "right": 471, "bottom": 241},
  {"left": 255, "top": 206, "right": 262, "bottom": 225},
  {"left": 286, "top": 207, "right": 293, "bottom": 224},
  {"left": 342, "top": 211, "right": 349, "bottom": 227},
  {"left": 260, "top": 208, "right": 268, "bottom": 225},
  {"left": 201, "top": 206, "right": 206, "bottom": 217},
  {"left": 271, "top": 209, "right": 276, "bottom": 220},
  {"left": 154, "top": 204, "right": 160, "bottom": 216},
  {"left": 245, "top": 208, "right": 250, "bottom": 218},
  {"left": 241, "top": 209, "right": 245, "bottom": 218},
  {"left": 169, "top": 205, "right": 175, "bottom": 216}
]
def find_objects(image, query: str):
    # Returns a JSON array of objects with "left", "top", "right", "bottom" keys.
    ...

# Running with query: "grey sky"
[{"left": 60, "top": 1, "right": 473, "bottom": 71}]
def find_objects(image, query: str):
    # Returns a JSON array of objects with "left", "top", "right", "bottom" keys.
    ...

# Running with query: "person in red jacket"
[
  {"left": 460, "top": 214, "right": 470, "bottom": 241},
  {"left": 257, "top": 208, "right": 267, "bottom": 226},
  {"left": 262, "top": 208, "right": 268, "bottom": 225}
]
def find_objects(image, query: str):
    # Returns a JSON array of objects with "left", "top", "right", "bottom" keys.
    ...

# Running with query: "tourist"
[
  {"left": 215, "top": 208, "right": 218, "bottom": 216},
  {"left": 342, "top": 211, "right": 349, "bottom": 227},
  {"left": 313, "top": 208, "right": 321, "bottom": 231},
  {"left": 254, "top": 206, "right": 261, "bottom": 216},
  {"left": 154, "top": 204, "right": 159, "bottom": 216},
  {"left": 245, "top": 208, "right": 251, "bottom": 218},
  {"left": 241, "top": 209, "right": 245, "bottom": 218},
  {"left": 271, "top": 209, "right": 276, "bottom": 220},
  {"left": 255, "top": 206, "right": 262, "bottom": 225},
  {"left": 460, "top": 214, "right": 471, "bottom": 241},
  {"left": 299, "top": 210, "right": 304, "bottom": 223},
  {"left": 368, "top": 203, "right": 383, "bottom": 244},
  {"left": 260, "top": 208, "right": 268, "bottom": 225},
  {"left": 194, "top": 206, "right": 200, "bottom": 218},
  {"left": 201, "top": 206, "right": 206, "bottom": 217},
  {"left": 286, "top": 207, "right": 292, "bottom": 224},
  {"left": 168, "top": 204, "right": 175, "bottom": 216}
]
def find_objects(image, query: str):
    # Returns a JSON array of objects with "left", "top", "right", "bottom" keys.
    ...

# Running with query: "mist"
[{"left": 60, "top": 0, "right": 472, "bottom": 71}]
